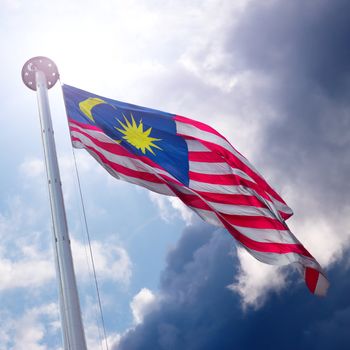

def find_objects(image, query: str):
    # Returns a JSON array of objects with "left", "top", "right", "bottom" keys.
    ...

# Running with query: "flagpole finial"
[{"left": 22, "top": 56, "right": 59, "bottom": 91}]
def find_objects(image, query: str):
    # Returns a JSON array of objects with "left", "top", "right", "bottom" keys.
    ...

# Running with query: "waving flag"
[{"left": 63, "top": 84, "right": 329, "bottom": 296}]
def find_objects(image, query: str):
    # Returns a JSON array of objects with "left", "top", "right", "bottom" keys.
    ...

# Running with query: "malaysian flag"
[{"left": 63, "top": 84, "right": 329, "bottom": 296}]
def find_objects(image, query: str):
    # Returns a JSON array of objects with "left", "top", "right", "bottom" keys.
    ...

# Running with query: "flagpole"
[{"left": 22, "top": 57, "right": 87, "bottom": 350}]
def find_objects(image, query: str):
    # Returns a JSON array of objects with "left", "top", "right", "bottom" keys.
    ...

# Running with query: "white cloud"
[
  {"left": 106, "top": 288, "right": 158, "bottom": 349},
  {"left": 168, "top": 197, "right": 194, "bottom": 224},
  {"left": 130, "top": 288, "right": 157, "bottom": 325},
  {"left": 0, "top": 195, "right": 43, "bottom": 244},
  {"left": 0, "top": 249, "right": 54, "bottom": 291},
  {"left": 80, "top": 296, "right": 118, "bottom": 350},
  {"left": 18, "top": 152, "right": 116, "bottom": 205},
  {"left": 228, "top": 248, "right": 286, "bottom": 309},
  {"left": 149, "top": 192, "right": 193, "bottom": 225},
  {"left": 0, "top": 196, "right": 55, "bottom": 291},
  {"left": 0, "top": 190, "right": 132, "bottom": 293},
  {"left": 71, "top": 238, "right": 132, "bottom": 286},
  {"left": 281, "top": 184, "right": 350, "bottom": 268},
  {"left": 20, "top": 158, "right": 45, "bottom": 178},
  {"left": 106, "top": 333, "right": 122, "bottom": 349},
  {"left": 0, "top": 303, "right": 61, "bottom": 350},
  {"left": 12, "top": 304, "right": 60, "bottom": 350},
  {"left": 290, "top": 214, "right": 348, "bottom": 267},
  {"left": 3, "top": 0, "right": 21, "bottom": 11}
]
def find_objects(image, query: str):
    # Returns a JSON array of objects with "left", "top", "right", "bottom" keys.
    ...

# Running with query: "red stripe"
[
  {"left": 305, "top": 267, "right": 319, "bottom": 294},
  {"left": 219, "top": 217, "right": 313, "bottom": 257},
  {"left": 185, "top": 136, "right": 292, "bottom": 219},
  {"left": 175, "top": 115, "right": 226, "bottom": 139},
  {"left": 176, "top": 118, "right": 290, "bottom": 210},
  {"left": 70, "top": 126, "right": 132, "bottom": 156},
  {"left": 222, "top": 213, "right": 286, "bottom": 230},
  {"left": 170, "top": 186, "right": 312, "bottom": 258},
  {"left": 71, "top": 135, "right": 178, "bottom": 185},
  {"left": 173, "top": 193, "right": 212, "bottom": 212},
  {"left": 179, "top": 193, "right": 283, "bottom": 230},
  {"left": 70, "top": 125, "right": 165, "bottom": 171},
  {"left": 202, "top": 141, "right": 287, "bottom": 202},
  {"left": 280, "top": 212, "right": 291, "bottom": 220},
  {"left": 190, "top": 171, "right": 240, "bottom": 185},
  {"left": 69, "top": 118, "right": 103, "bottom": 131},
  {"left": 188, "top": 151, "right": 225, "bottom": 163},
  {"left": 178, "top": 192, "right": 287, "bottom": 232},
  {"left": 196, "top": 191, "right": 267, "bottom": 208},
  {"left": 175, "top": 191, "right": 267, "bottom": 209},
  {"left": 189, "top": 171, "right": 272, "bottom": 202}
]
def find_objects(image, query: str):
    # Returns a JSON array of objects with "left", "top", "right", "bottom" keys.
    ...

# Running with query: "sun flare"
[{"left": 115, "top": 114, "right": 162, "bottom": 155}]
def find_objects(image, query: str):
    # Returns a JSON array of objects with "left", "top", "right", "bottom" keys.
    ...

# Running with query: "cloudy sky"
[{"left": 1, "top": 0, "right": 350, "bottom": 349}]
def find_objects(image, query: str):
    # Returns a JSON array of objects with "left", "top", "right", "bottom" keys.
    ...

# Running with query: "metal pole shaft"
[{"left": 35, "top": 70, "right": 87, "bottom": 350}]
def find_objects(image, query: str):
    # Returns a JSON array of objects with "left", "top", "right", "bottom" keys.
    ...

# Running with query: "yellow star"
[{"left": 115, "top": 114, "right": 162, "bottom": 155}]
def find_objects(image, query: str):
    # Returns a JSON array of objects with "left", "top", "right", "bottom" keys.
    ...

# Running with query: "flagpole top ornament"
[{"left": 22, "top": 56, "right": 59, "bottom": 90}]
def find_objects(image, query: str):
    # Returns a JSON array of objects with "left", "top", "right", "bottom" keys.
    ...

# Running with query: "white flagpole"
[{"left": 22, "top": 57, "right": 87, "bottom": 350}]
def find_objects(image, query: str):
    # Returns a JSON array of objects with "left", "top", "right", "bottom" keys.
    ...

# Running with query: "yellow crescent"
[{"left": 79, "top": 97, "right": 107, "bottom": 122}]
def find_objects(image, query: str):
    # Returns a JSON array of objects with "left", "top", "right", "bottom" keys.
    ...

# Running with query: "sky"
[{"left": 0, "top": 0, "right": 349, "bottom": 349}]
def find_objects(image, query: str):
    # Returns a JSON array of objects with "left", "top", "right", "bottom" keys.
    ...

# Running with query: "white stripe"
[
  {"left": 71, "top": 130, "right": 180, "bottom": 183},
  {"left": 314, "top": 272, "right": 329, "bottom": 296},
  {"left": 189, "top": 161, "right": 255, "bottom": 182},
  {"left": 172, "top": 183, "right": 273, "bottom": 217},
  {"left": 245, "top": 250, "right": 303, "bottom": 266},
  {"left": 168, "top": 183, "right": 293, "bottom": 244},
  {"left": 176, "top": 120, "right": 261, "bottom": 175},
  {"left": 189, "top": 160, "right": 227, "bottom": 174},
  {"left": 69, "top": 122, "right": 115, "bottom": 144},
  {"left": 186, "top": 139, "right": 210, "bottom": 152},
  {"left": 207, "top": 202, "right": 275, "bottom": 218},
  {"left": 117, "top": 172, "right": 174, "bottom": 195},
  {"left": 187, "top": 180, "right": 282, "bottom": 220},
  {"left": 178, "top": 120, "right": 290, "bottom": 215},
  {"left": 177, "top": 121, "right": 233, "bottom": 152},
  {"left": 72, "top": 140, "right": 84, "bottom": 149},
  {"left": 229, "top": 168, "right": 256, "bottom": 182},
  {"left": 243, "top": 249, "right": 320, "bottom": 268},
  {"left": 72, "top": 131, "right": 151, "bottom": 173},
  {"left": 189, "top": 180, "right": 253, "bottom": 195},
  {"left": 174, "top": 184, "right": 277, "bottom": 219},
  {"left": 188, "top": 206, "right": 298, "bottom": 245},
  {"left": 84, "top": 147, "right": 176, "bottom": 196},
  {"left": 268, "top": 194, "right": 293, "bottom": 216},
  {"left": 180, "top": 178, "right": 283, "bottom": 224},
  {"left": 188, "top": 207, "right": 223, "bottom": 227},
  {"left": 232, "top": 226, "right": 297, "bottom": 244}
]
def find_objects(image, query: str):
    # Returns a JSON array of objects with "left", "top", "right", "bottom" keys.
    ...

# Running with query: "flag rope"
[{"left": 72, "top": 146, "right": 110, "bottom": 350}]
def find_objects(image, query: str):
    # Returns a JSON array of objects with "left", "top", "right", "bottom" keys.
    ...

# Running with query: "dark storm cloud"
[
  {"left": 116, "top": 223, "right": 350, "bottom": 350},
  {"left": 116, "top": 223, "right": 240, "bottom": 350},
  {"left": 228, "top": 0, "right": 350, "bottom": 210},
  {"left": 231, "top": 1, "right": 350, "bottom": 93}
]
